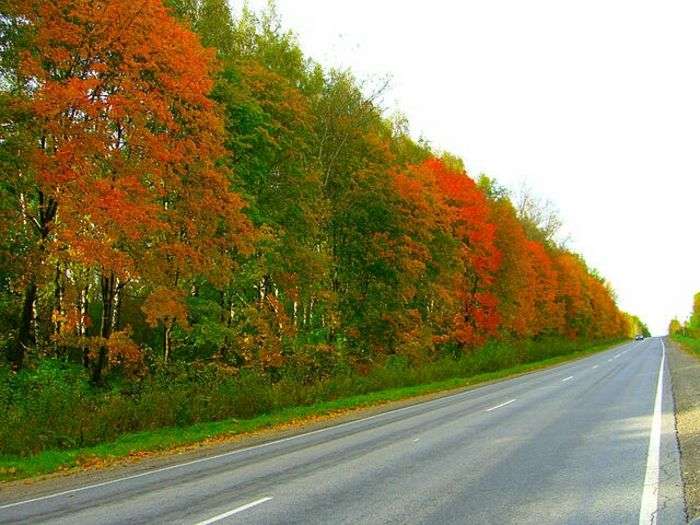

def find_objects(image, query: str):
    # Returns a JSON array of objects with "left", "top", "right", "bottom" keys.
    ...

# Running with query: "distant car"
[{"left": 635, "top": 334, "right": 644, "bottom": 340}]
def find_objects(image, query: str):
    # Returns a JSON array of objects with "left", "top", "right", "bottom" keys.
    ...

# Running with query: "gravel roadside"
[{"left": 667, "top": 338, "right": 700, "bottom": 522}]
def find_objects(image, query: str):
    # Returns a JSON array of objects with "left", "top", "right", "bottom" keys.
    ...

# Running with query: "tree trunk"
[
  {"left": 8, "top": 281, "right": 37, "bottom": 371},
  {"left": 111, "top": 278, "right": 127, "bottom": 333},
  {"left": 219, "top": 290, "right": 226, "bottom": 324},
  {"left": 78, "top": 285, "right": 90, "bottom": 368},
  {"left": 91, "top": 272, "right": 116, "bottom": 385},
  {"left": 53, "top": 262, "right": 65, "bottom": 357},
  {"left": 9, "top": 190, "right": 59, "bottom": 370},
  {"left": 164, "top": 320, "right": 172, "bottom": 365}
]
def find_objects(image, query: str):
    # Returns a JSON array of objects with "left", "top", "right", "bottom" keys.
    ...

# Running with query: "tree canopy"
[{"left": 0, "top": 0, "right": 637, "bottom": 383}]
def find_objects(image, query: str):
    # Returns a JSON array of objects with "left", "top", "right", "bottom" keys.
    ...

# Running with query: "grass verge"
[
  {"left": 673, "top": 334, "right": 700, "bottom": 358},
  {"left": 0, "top": 339, "right": 622, "bottom": 483}
]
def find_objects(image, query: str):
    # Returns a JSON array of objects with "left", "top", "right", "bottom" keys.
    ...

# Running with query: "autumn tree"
[
  {"left": 165, "top": 0, "right": 236, "bottom": 55},
  {"left": 668, "top": 318, "right": 682, "bottom": 336},
  {"left": 432, "top": 159, "right": 501, "bottom": 348},
  {"left": 526, "top": 240, "right": 561, "bottom": 335},
  {"left": 514, "top": 183, "right": 564, "bottom": 246},
  {"left": 625, "top": 313, "right": 651, "bottom": 338},
  {"left": 0, "top": 0, "right": 631, "bottom": 386},
  {"left": 7, "top": 0, "right": 251, "bottom": 381},
  {"left": 391, "top": 159, "right": 460, "bottom": 357},
  {"left": 689, "top": 292, "right": 700, "bottom": 331},
  {"left": 1, "top": 0, "right": 53, "bottom": 369},
  {"left": 487, "top": 196, "right": 537, "bottom": 338}
]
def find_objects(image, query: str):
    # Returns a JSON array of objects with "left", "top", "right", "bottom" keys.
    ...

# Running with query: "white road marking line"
[
  {"left": 486, "top": 399, "right": 516, "bottom": 412},
  {"left": 608, "top": 359, "right": 613, "bottom": 362},
  {"left": 615, "top": 353, "right": 621, "bottom": 358},
  {"left": 592, "top": 365, "right": 599, "bottom": 369},
  {"left": 413, "top": 438, "right": 420, "bottom": 443},
  {"left": 638, "top": 340, "right": 665, "bottom": 525},
  {"left": 561, "top": 376, "right": 573, "bottom": 382},
  {"left": 194, "top": 497, "right": 272, "bottom": 525}
]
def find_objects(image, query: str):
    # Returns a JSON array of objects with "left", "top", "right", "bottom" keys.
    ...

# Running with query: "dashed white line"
[
  {"left": 608, "top": 359, "right": 613, "bottom": 362},
  {"left": 486, "top": 399, "right": 516, "bottom": 412},
  {"left": 638, "top": 340, "right": 665, "bottom": 525},
  {"left": 195, "top": 497, "right": 273, "bottom": 525},
  {"left": 561, "top": 376, "right": 574, "bottom": 382},
  {"left": 592, "top": 365, "right": 599, "bottom": 369}
]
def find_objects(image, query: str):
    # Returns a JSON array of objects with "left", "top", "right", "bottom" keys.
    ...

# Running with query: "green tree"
[
  {"left": 689, "top": 292, "right": 700, "bottom": 330},
  {"left": 165, "top": 0, "right": 236, "bottom": 55},
  {"left": 668, "top": 318, "right": 682, "bottom": 336}
]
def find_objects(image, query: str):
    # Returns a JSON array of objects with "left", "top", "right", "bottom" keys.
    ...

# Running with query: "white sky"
[{"left": 236, "top": 0, "right": 700, "bottom": 335}]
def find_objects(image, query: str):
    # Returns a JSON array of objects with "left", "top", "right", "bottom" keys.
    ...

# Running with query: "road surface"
[{"left": 0, "top": 338, "right": 686, "bottom": 524}]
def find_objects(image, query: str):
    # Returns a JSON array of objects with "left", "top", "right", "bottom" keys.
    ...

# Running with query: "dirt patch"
[{"left": 667, "top": 338, "right": 700, "bottom": 521}]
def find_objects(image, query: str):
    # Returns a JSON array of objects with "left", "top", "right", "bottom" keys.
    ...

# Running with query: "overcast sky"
[{"left": 236, "top": 0, "right": 700, "bottom": 335}]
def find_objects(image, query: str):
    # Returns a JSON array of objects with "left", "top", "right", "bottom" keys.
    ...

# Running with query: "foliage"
[
  {"left": 0, "top": 0, "right": 641, "bottom": 457},
  {"left": 625, "top": 313, "right": 651, "bottom": 338},
  {"left": 671, "top": 291, "right": 700, "bottom": 339},
  {"left": 669, "top": 318, "right": 683, "bottom": 336},
  {"left": 672, "top": 334, "right": 700, "bottom": 359}
]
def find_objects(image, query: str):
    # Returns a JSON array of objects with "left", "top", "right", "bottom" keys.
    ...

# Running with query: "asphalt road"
[{"left": 0, "top": 338, "right": 687, "bottom": 524}]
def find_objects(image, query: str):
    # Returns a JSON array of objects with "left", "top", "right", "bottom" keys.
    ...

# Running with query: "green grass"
[
  {"left": 672, "top": 334, "right": 700, "bottom": 358},
  {"left": 0, "top": 339, "right": 621, "bottom": 482}
]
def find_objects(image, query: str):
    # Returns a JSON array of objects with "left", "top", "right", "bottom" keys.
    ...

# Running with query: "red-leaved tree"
[{"left": 13, "top": 0, "right": 252, "bottom": 381}]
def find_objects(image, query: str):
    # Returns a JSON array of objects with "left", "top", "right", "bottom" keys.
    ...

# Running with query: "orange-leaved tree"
[
  {"left": 391, "top": 159, "right": 457, "bottom": 358},
  {"left": 429, "top": 159, "right": 501, "bottom": 348},
  {"left": 14, "top": 0, "right": 252, "bottom": 382},
  {"left": 488, "top": 197, "right": 538, "bottom": 338}
]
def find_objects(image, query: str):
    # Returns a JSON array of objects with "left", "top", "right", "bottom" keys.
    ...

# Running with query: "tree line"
[
  {"left": 669, "top": 292, "right": 700, "bottom": 338},
  {"left": 0, "top": 0, "right": 637, "bottom": 387}
]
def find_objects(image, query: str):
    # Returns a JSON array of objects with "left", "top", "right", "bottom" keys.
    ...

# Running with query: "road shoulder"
[{"left": 667, "top": 338, "right": 700, "bottom": 521}]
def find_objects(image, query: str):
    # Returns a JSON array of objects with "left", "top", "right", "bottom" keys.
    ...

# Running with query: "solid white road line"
[
  {"left": 638, "top": 340, "right": 665, "bottom": 525},
  {"left": 194, "top": 497, "right": 272, "bottom": 525},
  {"left": 561, "top": 376, "right": 573, "bottom": 382},
  {"left": 486, "top": 399, "right": 516, "bottom": 412}
]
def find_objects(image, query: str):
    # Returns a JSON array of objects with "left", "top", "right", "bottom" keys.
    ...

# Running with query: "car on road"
[{"left": 635, "top": 334, "right": 644, "bottom": 340}]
